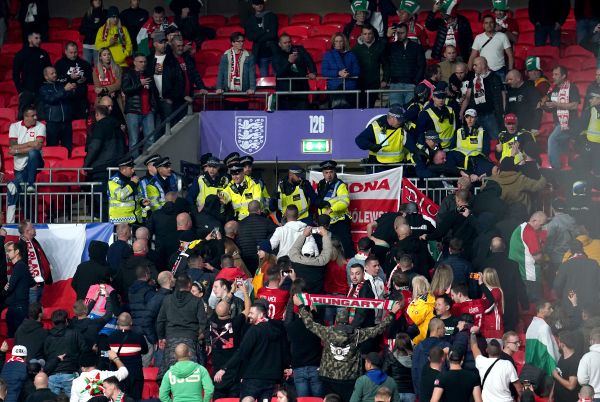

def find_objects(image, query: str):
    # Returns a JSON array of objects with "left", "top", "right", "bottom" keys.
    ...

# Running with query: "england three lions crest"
[{"left": 235, "top": 116, "right": 267, "bottom": 155}]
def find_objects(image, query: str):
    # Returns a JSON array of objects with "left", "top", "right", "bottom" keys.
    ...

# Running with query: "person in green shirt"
[{"left": 159, "top": 343, "right": 214, "bottom": 402}]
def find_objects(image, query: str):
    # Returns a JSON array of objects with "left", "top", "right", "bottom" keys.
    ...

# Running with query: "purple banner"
[{"left": 199, "top": 109, "right": 388, "bottom": 161}]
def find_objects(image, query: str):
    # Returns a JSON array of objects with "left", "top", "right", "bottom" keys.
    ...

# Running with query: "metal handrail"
[
  {"left": 359, "top": 162, "right": 415, "bottom": 174},
  {"left": 365, "top": 88, "right": 414, "bottom": 108},
  {"left": 276, "top": 76, "right": 359, "bottom": 91},
  {"left": 37, "top": 167, "right": 92, "bottom": 183},
  {"left": 274, "top": 90, "right": 361, "bottom": 110}
]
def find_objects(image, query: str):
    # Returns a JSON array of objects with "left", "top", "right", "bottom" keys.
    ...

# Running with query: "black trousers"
[
  {"left": 46, "top": 121, "right": 73, "bottom": 152},
  {"left": 329, "top": 218, "right": 355, "bottom": 258}
]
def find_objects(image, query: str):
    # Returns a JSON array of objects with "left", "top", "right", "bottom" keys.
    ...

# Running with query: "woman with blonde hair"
[
  {"left": 95, "top": 6, "right": 132, "bottom": 67},
  {"left": 407, "top": 275, "right": 435, "bottom": 345},
  {"left": 321, "top": 32, "right": 360, "bottom": 108},
  {"left": 479, "top": 267, "right": 505, "bottom": 341},
  {"left": 430, "top": 264, "right": 454, "bottom": 296},
  {"left": 93, "top": 48, "right": 123, "bottom": 110}
]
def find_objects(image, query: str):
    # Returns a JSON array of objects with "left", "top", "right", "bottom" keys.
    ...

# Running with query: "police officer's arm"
[
  {"left": 113, "top": 180, "right": 137, "bottom": 201},
  {"left": 302, "top": 180, "right": 317, "bottom": 207},
  {"left": 328, "top": 182, "right": 350, "bottom": 214},
  {"left": 415, "top": 111, "right": 432, "bottom": 145},
  {"left": 355, "top": 125, "right": 378, "bottom": 151},
  {"left": 481, "top": 129, "right": 490, "bottom": 156}
]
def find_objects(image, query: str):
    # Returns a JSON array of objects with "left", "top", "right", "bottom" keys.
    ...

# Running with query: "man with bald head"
[
  {"left": 107, "top": 223, "right": 133, "bottom": 275},
  {"left": 505, "top": 69, "right": 543, "bottom": 131},
  {"left": 106, "top": 312, "right": 147, "bottom": 399},
  {"left": 135, "top": 226, "right": 159, "bottom": 267},
  {"left": 27, "top": 372, "right": 57, "bottom": 402},
  {"left": 449, "top": 62, "right": 472, "bottom": 104},
  {"left": 461, "top": 56, "right": 505, "bottom": 139},
  {"left": 159, "top": 343, "right": 214, "bottom": 402},
  {"left": 388, "top": 223, "right": 433, "bottom": 278},
  {"left": 115, "top": 239, "right": 157, "bottom": 301},
  {"left": 412, "top": 317, "right": 451, "bottom": 399},
  {"left": 146, "top": 192, "right": 186, "bottom": 269},
  {"left": 39, "top": 65, "right": 76, "bottom": 150},
  {"left": 98, "top": 94, "right": 127, "bottom": 130},
  {"left": 237, "top": 200, "right": 277, "bottom": 269},
  {"left": 147, "top": 271, "right": 175, "bottom": 368}
]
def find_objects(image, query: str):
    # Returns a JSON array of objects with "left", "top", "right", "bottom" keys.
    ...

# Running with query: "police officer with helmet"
[
  {"left": 272, "top": 165, "right": 317, "bottom": 225},
  {"left": 316, "top": 160, "right": 354, "bottom": 258},
  {"left": 355, "top": 105, "right": 416, "bottom": 172}
]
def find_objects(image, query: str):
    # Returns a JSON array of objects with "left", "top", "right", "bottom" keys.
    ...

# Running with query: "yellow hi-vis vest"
[
  {"left": 317, "top": 179, "right": 351, "bottom": 224},
  {"left": 498, "top": 130, "right": 534, "bottom": 164},
  {"left": 455, "top": 126, "right": 484, "bottom": 168},
  {"left": 426, "top": 107, "right": 456, "bottom": 148},
  {"left": 222, "top": 180, "right": 262, "bottom": 220},
  {"left": 587, "top": 107, "right": 600, "bottom": 144},
  {"left": 246, "top": 175, "right": 271, "bottom": 211},
  {"left": 278, "top": 181, "right": 309, "bottom": 220},
  {"left": 368, "top": 120, "right": 409, "bottom": 164},
  {"left": 196, "top": 174, "right": 227, "bottom": 210},
  {"left": 108, "top": 174, "right": 138, "bottom": 223}
]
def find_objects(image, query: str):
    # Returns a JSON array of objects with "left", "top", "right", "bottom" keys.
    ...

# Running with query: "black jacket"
[
  {"left": 119, "top": 7, "right": 149, "bottom": 46},
  {"left": 69, "top": 296, "right": 115, "bottom": 350},
  {"left": 244, "top": 11, "right": 278, "bottom": 59},
  {"left": 223, "top": 320, "right": 288, "bottom": 381},
  {"left": 506, "top": 81, "right": 542, "bottom": 131},
  {"left": 147, "top": 287, "right": 172, "bottom": 341},
  {"left": 12, "top": 46, "right": 52, "bottom": 93},
  {"left": 54, "top": 56, "right": 93, "bottom": 117},
  {"left": 4, "top": 260, "right": 33, "bottom": 307},
  {"left": 14, "top": 319, "right": 47, "bottom": 360},
  {"left": 161, "top": 48, "right": 205, "bottom": 101},
  {"left": 237, "top": 214, "right": 277, "bottom": 270},
  {"left": 147, "top": 201, "right": 183, "bottom": 268},
  {"left": 39, "top": 81, "right": 73, "bottom": 122},
  {"left": 426, "top": 12, "right": 473, "bottom": 61},
  {"left": 529, "top": 0, "right": 571, "bottom": 26},
  {"left": 121, "top": 68, "right": 158, "bottom": 114},
  {"left": 554, "top": 256, "right": 600, "bottom": 310},
  {"left": 272, "top": 46, "right": 317, "bottom": 92},
  {"left": 387, "top": 237, "right": 434, "bottom": 279},
  {"left": 83, "top": 116, "right": 126, "bottom": 173},
  {"left": 383, "top": 350, "right": 414, "bottom": 394},
  {"left": 115, "top": 255, "right": 157, "bottom": 302},
  {"left": 481, "top": 252, "right": 529, "bottom": 331},
  {"left": 71, "top": 240, "right": 111, "bottom": 300},
  {"left": 43, "top": 324, "right": 87, "bottom": 374},
  {"left": 79, "top": 7, "right": 107, "bottom": 45},
  {"left": 156, "top": 290, "right": 207, "bottom": 340},
  {"left": 18, "top": 0, "right": 49, "bottom": 26},
  {"left": 385, "top": 40, "right": 426, "bottom": 85},
  {"left": 128, "top": 279, "right": 157, "bottom": 343},
  {"left": 170, "top": 0, "right": 202, "bottom": 17},
  {"left": 284, "top": 303, "right": 321, "bottom": 368}
]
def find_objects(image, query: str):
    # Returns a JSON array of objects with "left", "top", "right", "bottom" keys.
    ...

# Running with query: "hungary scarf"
[
  {"left": 297, "top": 293, "right": 399, "bottom": 311},
  {"left": 525, "top": 316, "right": 559, "bottom": 375}
]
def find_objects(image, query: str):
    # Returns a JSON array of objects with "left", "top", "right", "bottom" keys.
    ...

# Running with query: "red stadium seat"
[
  {"left": 41, "top": 43, "right": 64, "bottom": 63},
  {"left": 561, "top": 57, "right": 583, "bottom": 72},
  {"left": 560, "top": 29, "right": 577, "bottom": 47},
  {"left": 43, "top": 146, "right": 69, "bottom": 163},
  {"left": 290, "top": 13, "right": 321, "bottom": 26},
  {"left": 301, "top": 37, "right": 328, "bottom": 51},
  {"left": 518, "top": 31, "right": 535, "bottom": 45},
  {"left": 216, "top": 26, "right": 245, "bottom": 38},
  {"left": 204, "top": 65, "right": 219, "bottom": 76},
  {"left": 310, "top": 24, "right": 342, "bottom": 38},
  {"left": 71, "top": 146, "right": 86, "bottom": 158},
  {"left": 227, "top": 15, "right": 241, "bottom": 25},
  {"left": 200, "top": 39, "right": 231, "bottom": 52},
  {"left": 527, "top": 45, "right": 560, "bottom": 60},
  {"left": 279, "top": 25, "right": 311, "bottom": 39},
  {"left": 563, "top": 45, "right": 594, "bottom": 58},
  {"left": 323, "top": 13, "right": 352, "bottom": 25},
  {"left": 1, "top": 43, "right": 23, "bottom": 58},
  {"left": 518, "top": 19, "right": 534, "bottom": 33},
  {"left": 142, "top": 367, "right": 159, "bottom": 399},
  {"left": 305, "top": 48, "right": 324, "bottom": 64},
  {"left": 49, "top": 30, "right": 81, "bottom": 44},
  {"left": 460, "top": 9, "right": 480, "bottom": 22},
  {"left": 70, "top": 17, "right": 83, "bottom": 29},
  {"left": 0, "top": 82, "right": 17, "bottom": 106},
  {"left": 0, "top": 108, "right": 16, "bottom": 134},
  {"left": 199, "top": 15, "right": 227, "bottom": 27},
  {"left": 71, "top": 119, "right": 88, "bottom": 147},
  {"left": 308, "top": 34, "right": 333, "bottom": 48},
  {"left": 276, "top": 14, "right": 289, "bottom": 28},
  {"left": 514, "top": 8, "right": 529, "bottom": 20},
  {"left": 0, "top": 136, "right": 9, "bottom": 147},
  {"left": 514, "top": 44, "right": 531, "bottom": 60},
  {"left": 195, "top": 49, "right": 222, "bottom": 67},
  {"left": 298, "top": 398, "right": 324, "bottom": 402},
  {"left": 49, "top": 18, "right": 70, "bottom": 29}
]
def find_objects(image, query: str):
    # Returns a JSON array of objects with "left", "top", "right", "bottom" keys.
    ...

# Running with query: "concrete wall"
[{"left": 51, "top": 0, "right": 536, "bottom": 19}]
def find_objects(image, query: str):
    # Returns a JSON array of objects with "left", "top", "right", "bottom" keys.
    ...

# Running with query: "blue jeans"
[
  {"left": 29, "top": 285, "right": 43, "bottom": 304},
  {"left": 8, "top": 150, "right": 44, "bottom": 206},
  {"left": 478, "top": 112, "right": 500, "bottom": 139},
  {"left": 49, "top": 372, "right": 76, "bottom": 395},
  {"left": 493, "top": 66, "right": 507, "bottom": 83},
  {"left": 257, "top": 57, "right": 272, "bottom": 78},
  {"left": 389, "top": 82, "right": 415, "bottom": 107},
  {"left": 398, "top": 393, "right": 417, "bottom": 402},
  {"left": 82, "top": 47, "right": 98, "bottom": 65},
  {"left": 576, "top": 18, "right": 600, "bottom": 45},
  {"left": 548, "top": 124, "right": 571, "bottom": 169},
  {"left": 126, "top": 112, "right": 156, "bottom": 151},
  {"left": 293, "top": 366, "right": 323, "bottom": 397},
  {"left": 535, "top": 24, "right": 561, "bottom": 47}
]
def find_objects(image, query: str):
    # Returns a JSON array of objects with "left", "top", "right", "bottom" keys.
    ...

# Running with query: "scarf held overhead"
[{"left": 297, "top": 293, "right": 398, "bottom": 310}]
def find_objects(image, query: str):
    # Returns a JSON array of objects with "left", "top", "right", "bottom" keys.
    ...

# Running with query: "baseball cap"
[
  {"left": 107, "top": 6, "right": 119, "bottom": 18},
  {"left": 464, "top": 109, "right": 477, "bottom": 117},
  {"left": 151, "top": 30, "right": 166, "bottom": 42},
  {"left": 12, "top": 345, "right": 27, "bottom": 357},
  {"left": 504, "top": 113, "right": 518, "bottom": 125},
  {"left": 525, "top": 56, "right": 542, "bottom": 71}
]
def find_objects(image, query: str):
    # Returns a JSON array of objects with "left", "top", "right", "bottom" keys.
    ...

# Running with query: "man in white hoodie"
[
  {"left": 270, "top": 205, "right": 317, "bottom": 258},
  {"left": 578, "top": 327, "right": 600, "bottom": 401}
]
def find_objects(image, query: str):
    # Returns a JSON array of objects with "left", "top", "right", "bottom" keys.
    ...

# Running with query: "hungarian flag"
[{"left": 525, "top": 316, "right": 559, "bottom": 375}]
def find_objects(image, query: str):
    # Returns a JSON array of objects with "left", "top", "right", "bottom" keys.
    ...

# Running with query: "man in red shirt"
[
  {"left": 450, "top": 283, "right": 494, "bottom": 328},
  {"left": 256, "top": 265, "right": 289, "bottom": 320}
]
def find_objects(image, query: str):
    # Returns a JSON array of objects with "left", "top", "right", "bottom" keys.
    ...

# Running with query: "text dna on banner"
[{"left": 309, "top": 167, "right": 403, "bottom": 240}]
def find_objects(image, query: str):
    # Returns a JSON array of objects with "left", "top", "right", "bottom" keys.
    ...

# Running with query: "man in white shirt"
[
  {"left": 269, "top": 205, "right": 317, "bottom": 258},
  {"left": 578, "top": 328, "right": 600, "bottom": 400},
  {"left": 71, "top": 350, "right": 129, "bottom": 402},
  {"left": 468, "top": 14, "right": 513, "bottom": 82},
  {"left": 364, "top": 255, "right": 385, "bottom": 299},
  {"left": 471, "top": 329, "right": 522, "bottom": 402},
  {"left": 7, "top": 105, "right": 45, "bottom": 223}
]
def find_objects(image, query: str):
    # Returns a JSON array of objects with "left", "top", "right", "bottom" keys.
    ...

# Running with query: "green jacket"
[
  {"left": 350, "top": 371, "right": 399, "bottom": 402},
  {"left": 159, "top": 360, "right": 214, "bottom": 402},
  {"left": 351, "top": 39, "right": 388, "bottom": 88}
]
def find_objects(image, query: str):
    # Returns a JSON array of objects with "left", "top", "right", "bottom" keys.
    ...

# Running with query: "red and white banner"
[
  {"left": 401, "top": 178, "right": 439, "bottom": 221},
  {"left": 310, "top": 167, "right": 403, "bottom": 241}
]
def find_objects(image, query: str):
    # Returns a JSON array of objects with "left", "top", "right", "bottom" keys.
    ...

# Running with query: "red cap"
[{"left": 504, "top": 113, "right": 518, "bottom": 124}]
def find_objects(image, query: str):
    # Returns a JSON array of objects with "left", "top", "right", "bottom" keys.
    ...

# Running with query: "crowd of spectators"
[{"left": 1, "top": 1, "right": 600, "bottom": 402}]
